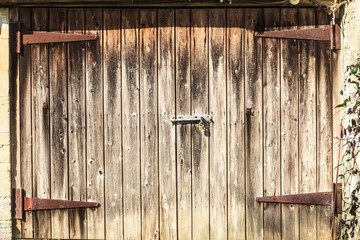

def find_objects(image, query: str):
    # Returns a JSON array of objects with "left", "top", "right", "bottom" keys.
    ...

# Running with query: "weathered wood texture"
[
  {"left": 13, "top": 7, "right": 335, "bottom": 239},
  {"left": 298, "top": 8, "right": 317, "bottom": 240},
  {"left": 104, "top": 8, "right": 122, "bottom": 240},
  {"left": 18, "top": 8, "right": 33, "bottom": 239},
  {"left": 316, "top": 9, "right": 333, "bottom": 240},
  {"left": 244, "top": 8, "right": 263, "bottom": 240},
  {"left": 175, "top": 8, "right": 192, "bottom": 240},
  {"left": 140, "top": 9, "right": 159, "bottom": 240},
  {"left": 67, "top": 8, "right": 87, "bottom": 239},
  {"left": 122, "top": 8, "right": 141, "bottom": 240},
  {"left": 85, "top": 8, "right": 105, "bottom": 239},
  {"left": 227, "top": 8, "right": 246, "bottom": 240},
  {"left": 9, "top": 7, "right": 21, "bottom": 239},
  {"left": 158, "top": 8, "right": 177, "bottom": 240},
  {"left": 209, "top": 8, "right": 227, "bottom": 240},
  {"left": 49, "top": 8, "right": 68, "bottom": 239},
  {"left": 263, "top": 8, "right": 281, "bottom": 240},
  {"left": 191, "top": 9, "right": 210, "bottom": 240},
  {"left": 280, "top": 8, "right": 300, "bottom": 240},
  {"left": 2, "top": 0, "right": 334, "bottom": 7},
  {"left": 32, "top": 8, "right": 51, "bottom": 239}
]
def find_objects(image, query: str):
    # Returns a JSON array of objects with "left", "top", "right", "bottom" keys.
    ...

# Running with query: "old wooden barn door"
[{"left": 11, "top": 7, "right": 337, "bottom": 239}]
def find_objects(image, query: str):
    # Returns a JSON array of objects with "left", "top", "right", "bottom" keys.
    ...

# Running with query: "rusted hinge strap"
[
  {"left": 254, "top": 23, "right": 341, "bottom": 50},
  {"left": 14, "top": 188, "right": 100, "bottom": 220},
  {"left": 10, "top": 21, "right": 98, "bottom": 53},
  {"left": 256, "top": 183, "right": 342, "bottom": 215}
]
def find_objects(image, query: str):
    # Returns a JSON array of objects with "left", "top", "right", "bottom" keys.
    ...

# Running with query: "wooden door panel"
[{"left": 13, "top": 7, "right": 334, "bottom": 239}]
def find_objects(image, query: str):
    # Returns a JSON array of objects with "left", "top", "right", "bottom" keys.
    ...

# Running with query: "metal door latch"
[{"left": 171, "top": 115, "right": 213, "bottom": 131}]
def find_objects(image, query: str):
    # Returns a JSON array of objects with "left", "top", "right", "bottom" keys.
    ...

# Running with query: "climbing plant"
[{"left": 337, "top": 57, "right": 360, "bottom": 239}]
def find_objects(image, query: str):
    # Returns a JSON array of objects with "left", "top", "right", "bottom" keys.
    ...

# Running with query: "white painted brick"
[
  {"left": 0, "top": 163, "right": 10, "bottom": 197},
  {"left": 0, "top": 98, "right": 9, "bottom": 133},
  {"left": 0, "top": 220, "right": 11, "bottom": 240},
  {"left": 0, "top": 196, "right": 11, "bottom": 221}
]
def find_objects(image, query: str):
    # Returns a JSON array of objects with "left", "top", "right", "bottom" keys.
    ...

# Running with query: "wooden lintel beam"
[{"left": 0, "top": 0, "right": 334, "bottom": 7}]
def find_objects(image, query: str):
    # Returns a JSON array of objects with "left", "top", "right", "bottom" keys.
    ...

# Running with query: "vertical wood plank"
[
  {"left": 244, "top": 8, "right": 263, "bottom": 240},
  {"left": 263, "top": 8, "right": 281, "bottom": 240},
  {"left": 191, "top": 9, "right": 210, "bottom": 240},
  {"left": 298, "top": 8, "right": 317, "bottom": 240},
  {"left": 9, "top": 7, "right": 21, "bottom": 239},
  {"left": 103, "top": 8, "right": 123, "bottom": 240},
  {"left": 331, "top": 40, "right": 342, "bottom": 240},
  {"left": 19, "top": 8, "right": 33, "bottom": 239},
  {"left": 67, "top": 8, "right": 87, "bottom": 239},
  {"left": 139, "top": 8, "right": 159, "bottom": 240},
  {"left": 280, "top": 8, "right": 300, "bottom": 240},
  {"left": 85, "top": 8, "right": 104, "bottom": 239},
  {"left": 122, "top": 9, "right": 141, "bottom": 240},
  {"left": 158, "top": 9, "right": 177, "bottom": 240},
  {"left": 316, "top": 9, "right": 333, "bottom": 240},
  {"left": 32, "top": 7, "right": 51, "bottom": 239},
  {"left": 49, "top": 8, "right": 69, "bottom": 239},
  {"left": 227, "top": 8, "right": 246, "bottom": 240},
  {"left": 209, "top": 8, "right": 227, "bottom": 240},
  {"left": 175, "top": 9, "right": 192, "bottom": 240}
]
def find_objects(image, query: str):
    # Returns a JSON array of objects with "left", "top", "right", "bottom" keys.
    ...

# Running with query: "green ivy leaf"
[{"left": 336, "top": 103, "right": 347, "bottom": 108}]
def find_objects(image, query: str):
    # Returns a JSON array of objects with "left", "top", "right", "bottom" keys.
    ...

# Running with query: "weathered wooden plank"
[
  {"left": 263, "top": 8, "right": 281, "bottom": 240},
  {"left": 67, "top": 8, "right": 87, "bottom": 239},
  {"left": 316, "top": 9, "right": 333, "bottom": 240},
  {"left": 158, "top": 9, "right": 177, "bottom": 240},
  {"left": 191, "top": 9, "right": 210, "bottom": 240},
  {"left": 227, "top": 8, "right": 246, "bottom": 240},
  {"left": 49, "top": 8, "right": 69, "bottom": 239},
  {"left": 244, "top": 8, "right": 263, "bottom": 240},
  {"left": 2, "top": 0, "right": 334, "bottom": 7},
  {"left": 19, "top": 8, "right": 33, "bottom": 238},
  {"left": 331, "top": 39, "right": 342, "bottom": 240},
  {"left": 9, "top": 7, "right": 21, "bottom": 239},
  {"left": 280, "top": 8, "right": 300, "bottom": 239},
  {"left": 85, "top": 8, "right": 104, "bottom": 239},
  {"left": 209, "top": 8, "right": 227, "bottom": 240},
  {"left": 175, "top": 9, "right": 191, "bottom": 240},
  {"left": 31, "top": 7, "right": 51, "bottom": 239},
  {"left": 139, "top": 8, "right": 159, "bottom": 240},
  {"left": 298, "top": 8, "right": 317, "bottom": 240},
  {"left": 103, "top": 8, "right": 123, "bottom": 240},
  {"left": 122, "top": 8, "right": 141, "bottom": 240}
]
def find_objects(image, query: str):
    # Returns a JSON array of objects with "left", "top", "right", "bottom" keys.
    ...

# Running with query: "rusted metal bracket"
[
  {"left": 256, "top": 183, "right": 342, "bottom": 215},
  {"left": 14, "top": 188, "right": 100, "bottom": 220},
  {"left": 254, "top": 22, "right": 341, "bottom": 50},
  {"left": 10, "top": 21, "right": 98, "bottom": 54}
]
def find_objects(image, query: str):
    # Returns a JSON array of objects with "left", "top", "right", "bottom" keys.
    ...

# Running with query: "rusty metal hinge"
[
  {"left": 257, "top": 183, "right": 342, "bottom": 215},
  {"left": 10, "top": 22, "right": 98, "bottom": 54},
  {"left": 254, "top": 22, "right": 341, "bottom": 50},
  {"left": 14, "top": 188, "right": 100, "bottom": 220}
]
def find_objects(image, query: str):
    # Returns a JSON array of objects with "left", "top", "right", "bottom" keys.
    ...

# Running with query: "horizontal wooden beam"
[{"left": 0, "top": 0, "right": 334, "bottom": 7}]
